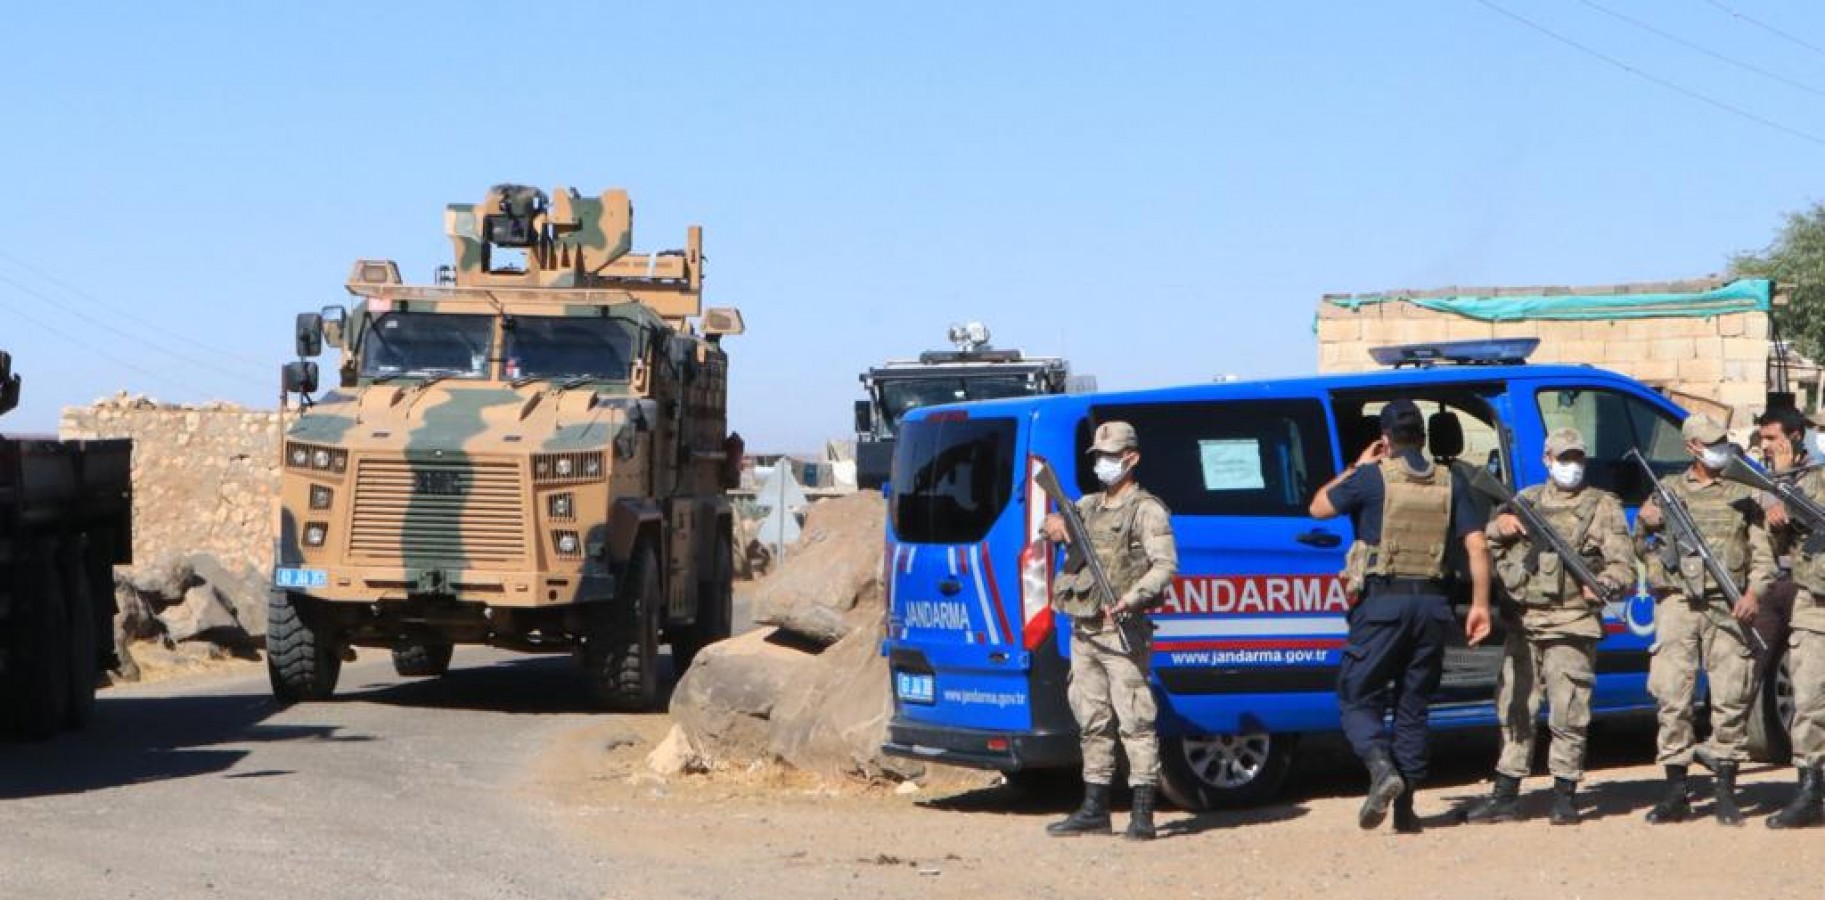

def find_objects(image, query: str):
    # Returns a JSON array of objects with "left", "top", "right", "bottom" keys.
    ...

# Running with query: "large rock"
[
  {"left": 127, "top": 552, "right": 196, "bottom": 599},
  {"left": 668, "top": 627, "right": 813, "bottom": 768},
  {"left": 188, "top": 553, "right": 270, "bottom": 638},
  {"left": 751, "top": 492, "right": 884, "bottom": 647},
  {"left": 155, "top": 584, "right": 244, "bottom": 643},
  {"left": 767, "top": 619, "right": 921, "bottom": 781}
]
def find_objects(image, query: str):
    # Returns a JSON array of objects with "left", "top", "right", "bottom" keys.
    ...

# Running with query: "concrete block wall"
[
  {"left": 60, "top": 395, "right": 282, "bottom": 576},
  {"left": 1317, "top": 289, "right": 1772, "bottom": 429}
]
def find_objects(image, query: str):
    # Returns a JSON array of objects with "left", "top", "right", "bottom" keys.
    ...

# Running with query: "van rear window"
[
  {"left": 1086, "top": 399, "right": 1335, "bottom": 517},
  {"left": 891, "top": 416, "right": 1018, "bottom": 544}
]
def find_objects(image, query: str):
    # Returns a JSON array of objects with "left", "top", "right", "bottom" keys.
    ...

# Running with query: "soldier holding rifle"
[
  {"left": 1635, "top": 414, "right": 1775, "bottom": 826},
  {"left": 1463, "top": 427, "right": 1635, "bottom": 826},
  {"left": 1038, "top": 421, "right": 1178, "bottom": 841}
]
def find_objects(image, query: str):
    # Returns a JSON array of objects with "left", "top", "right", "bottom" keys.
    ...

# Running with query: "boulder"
[
  {"left": 668, "top": 627, "right": 813, "bottom": 768},
  {"left": 767, "top": 619, "right": 922, "bottom": 782},
  {"left": 155, "top": 584, "right": 244, "bottom": 643},
  {"left": 127, "top": 553, "right": 196, "bottom": 600},
  {"left": 751, "top": 492, "right": 884, "bottom": 647},
  {"left": 187, "top": 553, "right": 270, "bottom": 638}
]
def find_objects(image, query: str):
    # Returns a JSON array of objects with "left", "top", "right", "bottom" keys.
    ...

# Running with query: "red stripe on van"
[{"left": 979, "top": 543, "right": 1013, "bottom": 644}]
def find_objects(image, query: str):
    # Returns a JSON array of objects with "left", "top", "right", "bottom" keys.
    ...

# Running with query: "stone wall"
[
  {"left": 60, "top": 395, "right": 282, "bottom": 578},
  {"left": 1316, "top": 280, "right": 1772, "bottom": 428}
]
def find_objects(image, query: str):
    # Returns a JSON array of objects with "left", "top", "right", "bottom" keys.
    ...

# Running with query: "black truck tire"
[
  {"left": 2, "top": 545, "right": 72, "bottom": 740},
  {"left": 267, "top": 590, "right": 342, "bottom": 703},
  {"left": 670, "top": 532, "right": 734, "bottom": 676},
  {"left": 61, "top": 547, "right": 99, "bottom": 729},
  {"left": 583, "top": 545, "right": 663, "bottom": 711},
  {"left": 391, "top": 638, "right": 455, "bottom": 678}
]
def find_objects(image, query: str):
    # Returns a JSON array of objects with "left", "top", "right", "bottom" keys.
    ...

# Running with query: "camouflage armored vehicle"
[
  {"left": 272, "top": 184, "right": 743, "bottom": 710},
  {"left": 0, "top": 350, "right": 133, "bottom": 739},
  {"left": 853, "top": 323, "right": 1088, "bottom": 489}
]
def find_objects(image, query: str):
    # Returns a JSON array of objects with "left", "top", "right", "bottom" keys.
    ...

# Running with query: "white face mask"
[
  {"left": 1092, "top": 455, "right": 1128, "bottom": 486},
  {"left": 1548, "top": 460, "right": 1585, "bottom": 489},
  {"left": 1699, "top": 444, "right": 1733, "bottom": 471}
]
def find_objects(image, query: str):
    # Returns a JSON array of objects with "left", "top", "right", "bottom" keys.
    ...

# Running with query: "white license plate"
[
  {"left": 274, "top": 568, "right": 328, "bottom": 589},
  {"left": 895, "top": 672, "right": 934, "bottom": 705}
]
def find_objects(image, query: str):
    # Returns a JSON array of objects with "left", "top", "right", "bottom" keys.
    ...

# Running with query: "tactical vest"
[
  {"left": 1341, "top": 457, "right": 1451, "bottom": 597},
  {"left": 1494, "top": 485, "right": 1604, "bottom": 608},
  {"left": 1784, "top": 470, "right": 1825, "bottom": 633},
  {"left": 1644, "top": 474, "right": 1751, "bottom": 596},
  {"left": 1052, "top": 488, "right": 1166, "bottom": 620}
]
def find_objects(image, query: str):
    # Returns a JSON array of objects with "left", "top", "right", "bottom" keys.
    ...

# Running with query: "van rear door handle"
[{"left": 1295, "top": 529, "right": 1342, "bottom": 548}]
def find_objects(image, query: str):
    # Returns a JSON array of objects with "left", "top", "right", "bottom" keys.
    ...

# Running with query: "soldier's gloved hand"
[{"left": 1732, "top": 591, "right": 1760, "bottom": 624}]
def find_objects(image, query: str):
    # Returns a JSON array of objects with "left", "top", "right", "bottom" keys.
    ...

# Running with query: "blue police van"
[{"left": 879, "top": 340, "right": 1699, "bottom": 808}]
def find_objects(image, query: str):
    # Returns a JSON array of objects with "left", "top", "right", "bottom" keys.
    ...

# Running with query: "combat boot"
[
  {"left": 1645, "top": 765, "right": 1691, "bottom": 824},
  {"left": 1124, "top": 784, "right": 1157, "bottom": 841},
  {"left": 1392, "top": 791, "right": 1423, "bottom": 834},
  {"left": 1767, "top": 766, "right": 1824, "bottom": 830},
  {"left": 1461, "top": 773, "right": 1522, "bottom": 824},
  {"left": 1046, "top": 782, "right": 1113, "bottom": 837},
  {"left": 1713, "top": 761, "right": 1745, "bottom": 826},
  {"left": 1548, "top": 778, "right": 1580, "bottom": 826},
  {"left": 1358, "top": 747, "right": 1405, "bottom": 830}
]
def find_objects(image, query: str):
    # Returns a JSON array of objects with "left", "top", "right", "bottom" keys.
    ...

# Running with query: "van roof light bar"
[{"left": 1369, "top": 338, "right": 1540, "bottom": 368}]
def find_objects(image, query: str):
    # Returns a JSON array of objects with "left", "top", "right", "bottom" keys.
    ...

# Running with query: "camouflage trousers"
[
  {"left": 1495, "top": 629, "right": 1597, "bottom": 782},
  {"left": 1650, "top": 594, "right": 1756, "bottom": 765},
  {"left": 1068, "top": 622, "right": 1159, "bottom": 787},
  {"left": 1788, "top": 613, "right": 1825, "bottom": 770}
]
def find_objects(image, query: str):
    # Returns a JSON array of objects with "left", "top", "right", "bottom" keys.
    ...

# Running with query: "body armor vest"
[
  {"left": 1496, "top": 485, "right": 1603, "bottom": 608},
  {"left": 1645, "top": 474, "right": 1752, "bottom": 595},
  {"left": 1364, "top": 456, "right": 1452, "bottom": 578},
  {"left": 1053, "top": 488, "right": 1165, "bottom": 620}
]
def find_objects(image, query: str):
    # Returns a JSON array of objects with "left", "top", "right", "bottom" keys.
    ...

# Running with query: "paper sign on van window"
[{"left": 1198, "top": 439, "right": 1265, "bottom": 491}]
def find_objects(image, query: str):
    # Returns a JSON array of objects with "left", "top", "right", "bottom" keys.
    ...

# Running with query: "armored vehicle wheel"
[
  {"left": 584, "top": 545, "right": 663, "bottom": 711},
  {"left": 1158, "top": 731, "right": 1296, "bottom": 810},
  {"left": 391, "top": 638, "right": 455, "bottom": 678},
  {"left": 267, "top": 590, "right": 343, "bottom": 704},
  {"left": 670, "top": 533, "right": 734, "bottom": 676},
  {"left": 1748, "top": 645, "right": 1796, "bottom": 764},
  {"left": 2, "top": 544, "right": 72, "bottom": 740},
  {"left": 60, "top": 547, "right": 99, "bottom": 729}
]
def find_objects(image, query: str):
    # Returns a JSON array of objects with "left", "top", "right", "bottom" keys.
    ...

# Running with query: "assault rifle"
[
  {"left": 1033, "top": 456, "right": 1144, "bottom": 654},
  {"left": 1719, "top": 450, "right": 1825, "bottom": 556},
  {"left": 1628, "top": 449, "right": 1769, "bottom": 653},
  {"left": 1470, "top": 471, "right": 1619, "bottom": 605}
]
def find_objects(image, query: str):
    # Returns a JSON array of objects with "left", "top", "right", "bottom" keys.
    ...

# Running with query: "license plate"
[
  {"left": 274, "top": 568, "right": 328, "bottom": 589},
  {"left": 895, "top": 672, "right": 934, "bottom": 705}
]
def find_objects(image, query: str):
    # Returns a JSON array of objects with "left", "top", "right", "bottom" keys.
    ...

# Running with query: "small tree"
[{"left": 1731, "top": 203, "right": 1825, "bottom": 360}]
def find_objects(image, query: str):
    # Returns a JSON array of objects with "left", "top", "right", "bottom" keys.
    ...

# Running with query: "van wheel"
[
  {"left": 266, "top": 590, "right": 343, "bottom": 703},
  {"left": 2, "top": 544, "right": 72, "bottom": 739},
  {"left": 1158, "top": 731, "right": 1295, "bottom": 810},
  {"left": 391, "top": 638, "right": 455, "bottom": 678},
  {"left": 1748, "top": 647, "right": 1796, "bottom": 764},
  {"left": 670, "top": 534, "right": 734, "bottom": 676},
  {"left": 583, "top": 545, "right": 663, "bottom": 711}
]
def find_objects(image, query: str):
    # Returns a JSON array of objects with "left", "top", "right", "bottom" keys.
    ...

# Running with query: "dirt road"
[{"left": 6, "top": 648, "right": 1822, "bottom": 900}]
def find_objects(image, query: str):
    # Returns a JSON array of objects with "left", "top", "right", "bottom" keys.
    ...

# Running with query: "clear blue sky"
[{"left": 2, "top": 1, "right": 1821, "bottom": 451}]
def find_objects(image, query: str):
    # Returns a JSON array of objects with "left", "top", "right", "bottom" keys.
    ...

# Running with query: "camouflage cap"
[
  {"left": 1544, "top": 427, "right": 1587, "bottom": 458},
  {"left": 1088, "top": 421, "right": 1139, "bottom": 455},
  {"left": 1682, "top": 413, "right": 1727, "bottom": 445}
]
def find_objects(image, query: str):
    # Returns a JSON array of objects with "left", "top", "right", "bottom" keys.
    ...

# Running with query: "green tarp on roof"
[{"left": 1323, "top": 278, "right": 1771, "bottom": 322}]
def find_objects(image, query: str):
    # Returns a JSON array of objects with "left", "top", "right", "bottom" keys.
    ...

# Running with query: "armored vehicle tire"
[
  {"left": 583, "top": 545, "right": 663, "bottom": 711},
  {"left": 391, "top": 638, "right": 455, "bottom": 678},
  {"left": 267, "top": 590, "right": 343, "bottom": 704},
  {"left": 61, "top": 547, "right": 100, "bottom": 730},
  {"left": 670, "top": 533, "right": 735, "bottom": 676},
  {"left": 2, "top": 545, "right": 73, "bottom": 740},
  {"left": 1748, "top": 645, "right": 1796, "bottom": 764},
  {"left": 1158, "top": 731, "right": 1296, "bottom": 810}
]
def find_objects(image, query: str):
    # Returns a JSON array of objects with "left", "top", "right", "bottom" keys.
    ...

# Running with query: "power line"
[
  {"left": 0, "top": 269, "right": 269, "bottom": 382},
  {"left": 1704, "top": 0, "right": 1825, "bottom": 59},
  {"left": 1581, "top": 0, "right": 1825, "bottom": 98},
  {"left": 1475, "top": 0, "right": 1825, "bottom": 148},
  {"left": 0, "top": 249, "right": 271, "bottom": 368},
  {"left": 0, "top": 288, "right": 217, "bottom": 398}
]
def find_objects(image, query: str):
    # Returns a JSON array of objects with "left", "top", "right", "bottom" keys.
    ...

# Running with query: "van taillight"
[{"left": 1018, "top": 455, "right": 1055, "bottom": 649}]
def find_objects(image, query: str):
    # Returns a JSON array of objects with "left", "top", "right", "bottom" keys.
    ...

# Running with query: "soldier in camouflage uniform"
[
  {"left": 1463, "top": 428, "right": 1634, "bottom": 826},
  {"left": 1042, "top": 421, "right": 1178, "bottom": 841},
  {"left": 1765, "top": 448, "right": 1825, "bottom": 828},
  {"left": 1637, "top": 413, "right": 1775, "bottom": 826}
]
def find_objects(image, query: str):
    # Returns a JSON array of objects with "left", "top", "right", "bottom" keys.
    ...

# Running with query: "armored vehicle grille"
[{"left": 348, "top": 458, "right": 527, "bottom": 564}]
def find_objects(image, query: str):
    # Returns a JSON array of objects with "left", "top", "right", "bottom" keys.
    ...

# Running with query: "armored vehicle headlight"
[
  {"left": 534, "top": 458, "right": 552, "bottom": 479},
  {"left": 311, "top": 449, "right": 332, "bottom": 470},
  {"left": 304, "top": 522, "right": 328, "bottom": 547},
  {"left": 310, "top": 485, "right": 333, "bottom": 510},
  {"left": 549, "top": 493, "right": 573, "bottom": 519},
  {"left": 289, "top": 445, "right": 310, "bottom": 467},
  {"left": 555, "top": 457, "right": 574, "bottom": 477},
  {"left": 554, "top": 531, "right": 581, "bottom": 556},
  {"left": 582, "top": 455, "right": 602, "bottom": 477}
]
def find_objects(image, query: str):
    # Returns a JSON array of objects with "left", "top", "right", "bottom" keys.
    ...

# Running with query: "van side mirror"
[
  {"left": 854, "top": 400, "right": 874, "bottom": 434},
  {"left": 320, "top": 305, "right": 348, "bottom": 348},
  {"left": 282, "top": 360, "right": 320, "bottom": 395},
  {"left": 295, "top": 312, "right": 324, "bottom": 359}
]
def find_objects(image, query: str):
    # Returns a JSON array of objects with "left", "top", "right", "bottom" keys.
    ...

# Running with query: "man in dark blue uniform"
[{"left": 1310, "top": 399, "right": 1492, "bottom": 833}]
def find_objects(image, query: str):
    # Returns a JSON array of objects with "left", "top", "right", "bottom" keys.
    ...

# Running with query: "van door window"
[
  {"left": 891, "top": 416, "right": 1018, "bottom": 544},
  {"left": 1083, "top": 400, "right": 1335, "bottom": 516},
  {"left": 1534, "top": 387, "right": 1686, "bottom": 505}
]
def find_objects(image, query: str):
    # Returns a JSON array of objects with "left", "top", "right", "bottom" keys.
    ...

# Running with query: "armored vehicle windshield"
[
  {"left": 361, "top": 312, "right": 494, "bottom": 380},
  {"left": 504, "top": 314, "right": 642, "bottom": 382},
  {"left": 876, "top": 373, "right": 1035, "bottom": 430}
]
